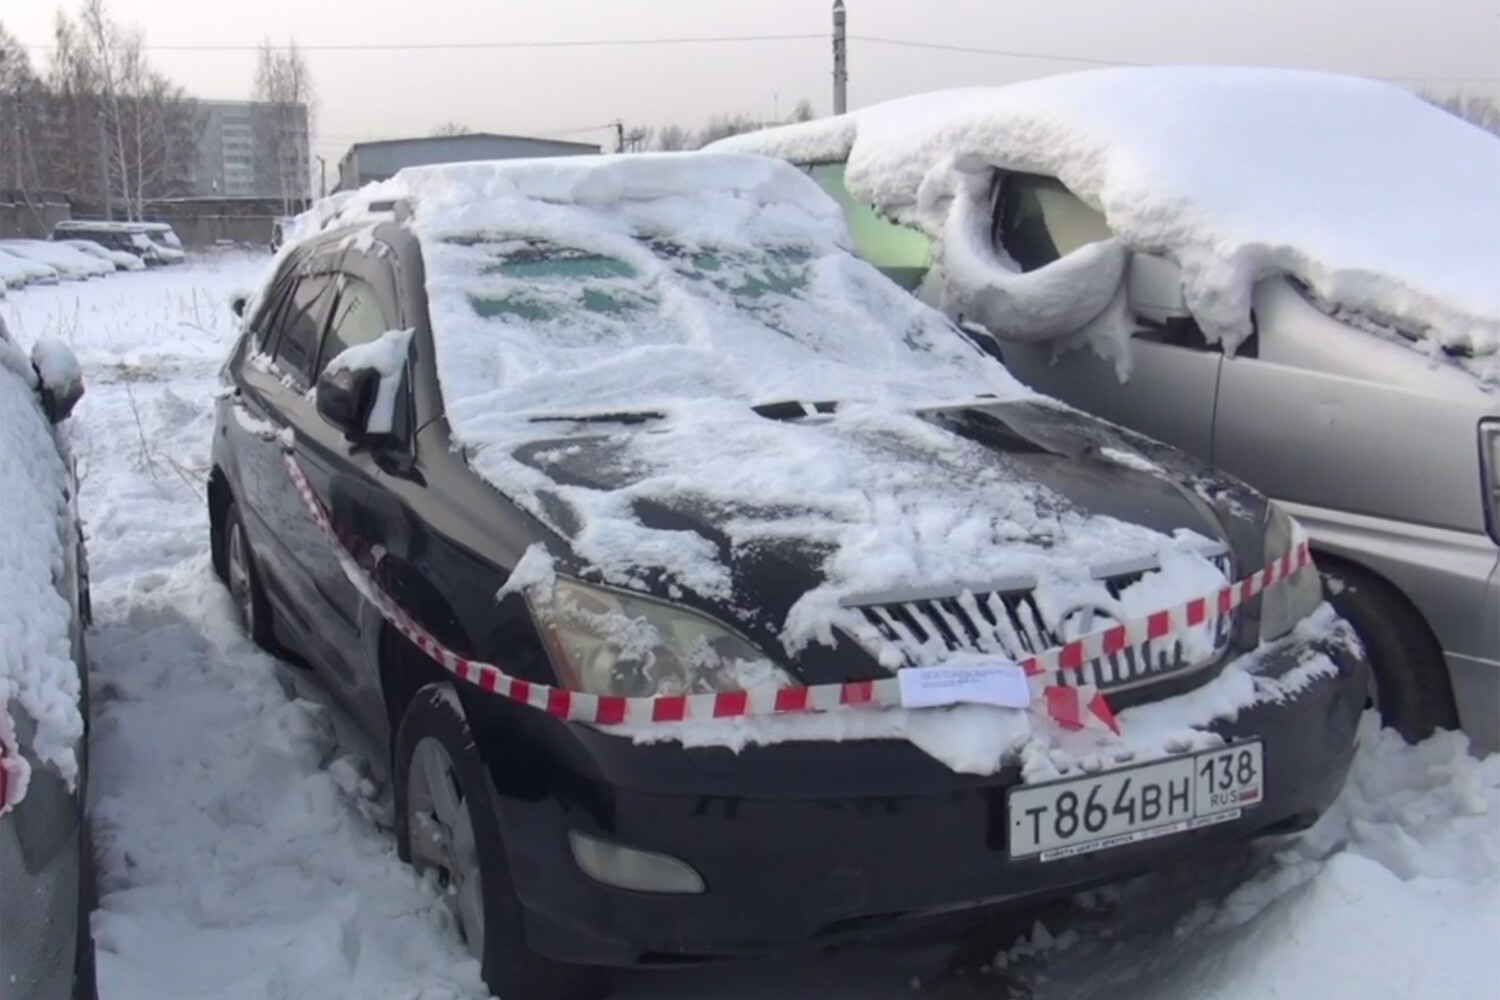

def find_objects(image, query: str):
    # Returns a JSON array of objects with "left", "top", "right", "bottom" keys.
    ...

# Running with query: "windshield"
[
  {"left": 807, "top": 164, "right": 932, "bottom": 292},
  {"left": 433, "top": 230, "right": 1018, "bottom": 419}
]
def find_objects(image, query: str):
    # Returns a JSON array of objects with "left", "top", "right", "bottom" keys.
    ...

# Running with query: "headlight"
[
  {"left": 1260, "top": 504, "right": 1324, "bottom": 643},
  {"left": 1481, "top": 419, "right": 1499, "bottom": 544},
  {"left": 528, "top": 578, "right": 795, "bottom": 698}
]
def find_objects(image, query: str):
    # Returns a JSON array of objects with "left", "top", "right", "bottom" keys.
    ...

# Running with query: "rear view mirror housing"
[
  {"left": 30, "top": 337, "right": 85, "bottom": 423},
  {"left": 1127, "top": 252, "right": 1193, "bottom": 327},
  {"left": 316, "top": 365, "right": 378, "bottom": 440}
]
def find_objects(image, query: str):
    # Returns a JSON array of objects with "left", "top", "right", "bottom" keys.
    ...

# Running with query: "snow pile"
[
  {"left": 0, "top": 322, "right": 83, "bottom": 810},
  {"left": 85, "top": 561, "right": 490, "bottom": 1000},
  {"left": 289, "top": 155, "right": 1236, "bottom": 661},
  {"left": 712, "top": 67, "right": 1500, "bottom": 381},
  {"left": 1015, "top": 720, "right": 1500, "bottom": 1000}
]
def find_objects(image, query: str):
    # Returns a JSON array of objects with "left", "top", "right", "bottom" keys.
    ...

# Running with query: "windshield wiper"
[
  {"left": 526, "top": 409, "right": 664, "bottom": 425},
  {"left": 751, "top": 400, "right": 841, "bottom": 421}
]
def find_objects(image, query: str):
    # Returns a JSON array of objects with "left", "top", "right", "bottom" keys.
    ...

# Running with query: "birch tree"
[{"left": 253, "top": 40, "right": 314, "bottom": 211}]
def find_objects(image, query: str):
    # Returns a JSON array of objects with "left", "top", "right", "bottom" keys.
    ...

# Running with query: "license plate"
[{"left": 1008, "top": 742, "right": 1264, "bottom": 862}]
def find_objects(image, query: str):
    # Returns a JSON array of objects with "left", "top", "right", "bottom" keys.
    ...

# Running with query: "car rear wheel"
[
  {"left": 394, "top": 685, "right": 610, "bottom": 1000},
  {"left": 223, "top": 501, "right": 278, "bottom": 654},
  {"left": 1321, "top": 563, "right": 1458, "bottom": 743}
]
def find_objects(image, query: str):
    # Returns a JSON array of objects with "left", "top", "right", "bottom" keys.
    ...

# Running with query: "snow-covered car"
[
  {"left": 210, "top": 155, "right": 1368, "bottom": 1000},
  {"left": 0, "top": 246, "right": 63, "bottom": 285},
  {"left": 712, "top": 67, "right": 1500, "bottom": 751},
  {"left": 52, "top": 221, "right": 185, "bottom": 266},
  {"left": 0, "top": 250, "right": 40, "bottom": 289},
  {"left": 0, "top": 316, "right": 95, "bottom": 1000},
  {"left": 61, "top": 238, "right": 147, "bottom": 273},
  {"left": 0, "top": 240, "right": 113, "bottom": 280}
]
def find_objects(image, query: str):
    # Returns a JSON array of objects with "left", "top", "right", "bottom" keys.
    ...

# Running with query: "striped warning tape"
[{"left": 273, "top": 437, "right": 1309, "bottom": 736}]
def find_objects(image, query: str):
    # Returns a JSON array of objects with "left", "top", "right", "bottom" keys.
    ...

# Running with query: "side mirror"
[
  {"left": 315, "top": 365, "right": 378, "bottom": 439},
  {"left": 31, "top": 338, "right": 85, "bottom": 424},
  {"left": 1127, "top": 252, "right": 1193, "bottom": 327},
  {"left": 230, "top": 293, "right": 248, "bottom": 318}
]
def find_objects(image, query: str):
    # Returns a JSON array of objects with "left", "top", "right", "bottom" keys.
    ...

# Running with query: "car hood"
[{"left": 497, "top": 398, "right": 1268, "bottom": 678}]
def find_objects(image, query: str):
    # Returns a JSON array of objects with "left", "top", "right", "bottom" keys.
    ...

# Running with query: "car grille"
[{"left": 845, "top": 553, "right": 1236, "bottom": 694}]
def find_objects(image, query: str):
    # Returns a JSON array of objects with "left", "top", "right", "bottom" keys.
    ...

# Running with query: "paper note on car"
[{"left": 897, "top": 663, "right": 1031, "bottom": 710}]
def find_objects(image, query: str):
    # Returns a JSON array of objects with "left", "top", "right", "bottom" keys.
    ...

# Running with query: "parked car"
[
  {"left": 0, "top": 315, "right": 95, "bottom": 1000},
  {"left": 269, "top": 216, "right": 295, "bottom": 252},
  {"left": 0, "top": 251, "right": 39, "bottom": 289},
  {"left": 51, "top": 222, "right": 161, "bottom": 265},
  {"left": 0, "top": 246, "right": 62, "bottom": 285},
  {"left": 133, "top": 222, "right": 186, "bottom": 264},
  {"left": 712, "top": 67, "right": 1500, "bottom": 750},
  {"left": 0, "top": 240, "right": 113, "bottom": 280},
  {"left": 51, "top": 221, "right": 186, "bottom": 266},
  {"left": 61, "top": 238, "right": 147, "bottom": 273},
  {"left": 210, "top": 155, "right": 1367, "bottom": 1000}
]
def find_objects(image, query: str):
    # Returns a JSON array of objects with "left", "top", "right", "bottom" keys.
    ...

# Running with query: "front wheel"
[
  {"left": 1322, "top": 564, "right": 1458, "bottom": 742},
  {"left": 393, "top": 685, "right": 611, "bottom": 1000}
]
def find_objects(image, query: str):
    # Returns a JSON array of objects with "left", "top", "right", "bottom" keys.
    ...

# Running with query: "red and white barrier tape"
[{"left": 275, "top": 444, "right": 1310, "bottom": 736}]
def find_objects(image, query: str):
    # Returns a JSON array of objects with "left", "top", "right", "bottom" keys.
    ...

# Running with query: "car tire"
[
  {"left": 222, "top": 501, "right": 279, "bottom": 654},
  {"left": 1321, "top": 563, "right": 1459, "bottom": 742},
  {"left": 394, "top": 684, "right": 611, "bottom": 1000}
]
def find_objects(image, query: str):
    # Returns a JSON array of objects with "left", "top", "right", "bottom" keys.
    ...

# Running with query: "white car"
[
  {"left": 0, "top": 241, "right": 113, "bottom": 281},
  {"left": 0, "top": 251, "right": 40, "bottom": 288},
  {"left": 0, "top": 247, "right": 62, "bottom": 285},
  {"left": 62, "top": 239, "right": 146, "bottom": 273}
]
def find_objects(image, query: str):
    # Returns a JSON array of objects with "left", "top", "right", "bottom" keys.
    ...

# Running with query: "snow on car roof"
[
  {"left": 710, "top": 67, "right": 1500, "bottom": 379},
  {"left": 285, "top": 153, "right": 1231, "bottom": 658},
  {"left": 0, "top": 323, "right": 83, "bottom": 810}
]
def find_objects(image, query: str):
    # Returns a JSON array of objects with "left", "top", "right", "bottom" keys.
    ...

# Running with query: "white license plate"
[{"left": 1008, "top": 742, "right": 1264, "bottom": 862}]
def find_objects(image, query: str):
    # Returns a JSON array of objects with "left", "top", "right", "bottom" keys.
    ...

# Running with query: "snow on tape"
[{"left": 277, "top": 444, "right": 1311, "bottom": 736}]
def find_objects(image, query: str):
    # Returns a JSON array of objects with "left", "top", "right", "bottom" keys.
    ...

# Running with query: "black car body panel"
[{"left": 212, "top": 206, "right": 1367, "bottom": 969}]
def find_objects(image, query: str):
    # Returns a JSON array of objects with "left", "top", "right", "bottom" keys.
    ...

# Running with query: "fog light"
[{"left": 567, "top": 831, "right": 706, "bottom": 894}]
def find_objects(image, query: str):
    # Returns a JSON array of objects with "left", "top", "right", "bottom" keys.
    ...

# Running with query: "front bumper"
[{"left": 470, "top": 634, "right": 1367, "bottom": 967}]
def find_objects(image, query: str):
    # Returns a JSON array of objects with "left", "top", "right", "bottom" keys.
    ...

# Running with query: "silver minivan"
[{"left": 796, "top": 162, "right": 1500, "bottom": 750}]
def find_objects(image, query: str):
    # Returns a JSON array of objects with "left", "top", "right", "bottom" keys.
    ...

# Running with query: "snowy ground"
[{"left": 2, "top": 256, "right": 1496, "bottom": 999}]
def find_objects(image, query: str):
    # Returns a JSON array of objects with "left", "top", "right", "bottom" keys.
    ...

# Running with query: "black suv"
[{"left": 210, "top": 156, "right": 1367, "bottom": 1000}]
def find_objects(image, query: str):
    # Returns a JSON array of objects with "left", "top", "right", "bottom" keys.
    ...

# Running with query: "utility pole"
[
  {"left": 832, "top": 0, "right": 848, "bottom": 116},
  {"left": 612, "top": 121, "right": 626, "bottom": 154}
]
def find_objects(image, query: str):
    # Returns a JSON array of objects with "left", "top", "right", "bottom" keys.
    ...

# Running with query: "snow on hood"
[
  {"left": 291, "top": 154, "right": 1234, "bottom": 655},
  {"left": 0, "top": 320, "right": 83, "bottom": 809},
  {"left": 711, "top": 67, "right": 1500, "bottom": 382}
]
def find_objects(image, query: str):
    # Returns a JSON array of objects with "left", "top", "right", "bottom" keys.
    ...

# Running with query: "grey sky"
[{"left": 8, "top": 0, "right": 1499, "bottom": 166}]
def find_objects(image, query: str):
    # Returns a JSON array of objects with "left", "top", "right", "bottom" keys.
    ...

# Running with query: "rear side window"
[
  {"left": 317, "top": 276, "right": 392, "bottom": 377},
  {"left": 998, "top": 174, "right": 1113, "bottom": 272},
  {"left": 807, "top": 163, "right": 932, "bottom": 292},
  {"left": 269, "top": 275, "right": 335, "bottom": 382}
]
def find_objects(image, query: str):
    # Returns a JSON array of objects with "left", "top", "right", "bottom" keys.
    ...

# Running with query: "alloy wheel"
[{"left": 406, "top": 736, "right": 486, "bottom": 961}]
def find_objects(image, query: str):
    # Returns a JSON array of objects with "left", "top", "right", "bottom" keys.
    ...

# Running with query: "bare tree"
[
  {"left": 253, "top": 39, "right": 314, "bottom": 212},
  {"left": 0, "top": 21, "right": 41, "bottom": 192},
  {"left": 790, "top": 98, "right": 815, "bottom": 123},
  {"left": 696, "top": 112, "right": 761, "bottom": 148},
  {"left": 1423, "top": 90, "right": 1500, "bottom": 138},
  {"left": 430, "top": 121, "right": 473, "bottom": 137},
  {"left": 653, "top": 124, "right": 693, "bottom": 151},
  {"left": 54, "top": 0, "right": 198, "bottom": 218}
]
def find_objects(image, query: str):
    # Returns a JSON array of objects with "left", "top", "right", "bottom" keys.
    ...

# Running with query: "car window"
[
  {"left": 317, "top": 276, "right": 393, "bottom": 377},
  {"left": 270, "top": 274, "right": 335, "bottom": 382},
  {"left": 999, "top": 174, "right": 1113, "bottom": 272},
  {"left": 807, "top": 163, "right": 933, "bottom": 292}
]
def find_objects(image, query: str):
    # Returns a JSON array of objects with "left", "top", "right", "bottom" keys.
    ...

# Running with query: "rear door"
[{"left": 986, "top": 173, "right": 1224, "bottom": 462}]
